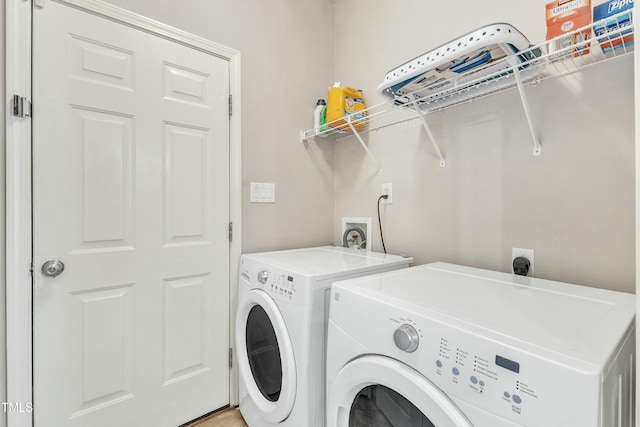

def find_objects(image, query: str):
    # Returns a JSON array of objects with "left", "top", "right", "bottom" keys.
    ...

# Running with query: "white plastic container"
[{"left": 313, "top": 99, "right": 326, "bottom": 131}]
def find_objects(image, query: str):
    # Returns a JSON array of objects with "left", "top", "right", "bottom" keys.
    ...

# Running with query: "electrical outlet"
[
  {"left": 512, "top": 248, "right": 535, "bottom": 277},
  {"left": 381, "top": 183, "right": 393, "bottom": 204}
]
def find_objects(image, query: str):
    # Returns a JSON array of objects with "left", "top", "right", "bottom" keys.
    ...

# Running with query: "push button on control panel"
[
  {"left": 452, "top": 367, "right": 460, "bottom": 376},
  {"left": 512, "top": 395, "right": 522, "bottom": 404}
]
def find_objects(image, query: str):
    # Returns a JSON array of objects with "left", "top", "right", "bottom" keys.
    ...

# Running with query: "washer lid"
[
  {"left": 242, "top": 246, "right": 412, "bottom": 279},
  {"left": 331, "top": 262, "right": 635, "bottom": 367}
]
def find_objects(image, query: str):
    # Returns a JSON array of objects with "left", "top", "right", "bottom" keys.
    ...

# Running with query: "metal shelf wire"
[{"left": 301, "top": 11, "right": 634, "bottom": 172}]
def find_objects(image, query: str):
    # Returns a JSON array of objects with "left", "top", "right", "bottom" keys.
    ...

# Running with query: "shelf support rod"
[
  {"left": 346, "top": 117, "right": 383, "bottom": 175},
  {"left": 512, "top": 63, "right": 542, "bottom": 156},
  {"left": 409, "top": 95, "right": 446, "bottom": 167}
]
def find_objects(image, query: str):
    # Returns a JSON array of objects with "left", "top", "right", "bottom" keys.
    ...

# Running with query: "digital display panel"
[
  {"left": 495, "top": 355, "right": 520, "bottom": 373},
  {"left": 287, "top": 276, "right": 293, "bottom": 282}
]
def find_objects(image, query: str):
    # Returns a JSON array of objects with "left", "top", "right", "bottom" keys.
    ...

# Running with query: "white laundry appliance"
[
  {"left": 235, "top": 246, "right": 413, "bottom": 427},
  {"left": 326, "top": 262, "right": 635, "bottom": 427}
]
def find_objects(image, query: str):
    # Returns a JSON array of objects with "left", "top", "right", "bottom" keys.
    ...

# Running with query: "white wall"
[
  {"left": 333, "top": 0, "right": 635, "bottom": 292},
  {"left": 101, "top": 0, "right": 337, "bottom": 254}
]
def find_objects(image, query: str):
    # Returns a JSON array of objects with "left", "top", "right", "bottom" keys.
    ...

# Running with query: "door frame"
[{"left": 5, "top": 1, "right": 242, "bottom": 425}]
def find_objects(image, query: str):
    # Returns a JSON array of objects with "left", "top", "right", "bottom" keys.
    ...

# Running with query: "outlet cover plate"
[
  {"left": 512, "top": 247, "right": 535, "bottom": 277},
  {"left": 381, "top": 183, "right": 393, "bottom": 204}
]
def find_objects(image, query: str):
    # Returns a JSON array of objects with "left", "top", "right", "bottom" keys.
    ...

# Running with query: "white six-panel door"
[{"left": 32, "top": 2, "right": 230, "bottom": 426}]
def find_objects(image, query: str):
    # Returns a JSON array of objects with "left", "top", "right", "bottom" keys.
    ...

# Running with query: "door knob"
[{"left": 41, "top": 260, "right": 65, "bottom": 277}]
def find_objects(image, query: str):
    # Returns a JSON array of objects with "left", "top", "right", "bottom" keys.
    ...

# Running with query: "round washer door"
[
  {"left": 328, "top": 355, "right": 473, "bottom": 427},
  {"left": 236, "top": 288, "right": 296, "bottom": 423}
]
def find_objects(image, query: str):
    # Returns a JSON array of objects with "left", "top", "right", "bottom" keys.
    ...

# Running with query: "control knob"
[
  {"left": 394, "top": 324, "right": 419, "bottom": 353},
  {"left": 257, "top": 270, "right": 269, "bottom": 284}
]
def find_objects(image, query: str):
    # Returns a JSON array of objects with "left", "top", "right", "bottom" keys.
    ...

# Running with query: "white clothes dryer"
[
  {"left": 235, "top": 246, "right": 412, "bottom": 427},
  {"left": 326, "top": 262, "right": 635, "bottom": 427}
]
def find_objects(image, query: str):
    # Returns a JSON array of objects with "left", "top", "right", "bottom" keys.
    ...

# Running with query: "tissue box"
[
  {"left": 546, "top": 0, "right": 592, "bottom": 56},
  {"left": 593, "top": 0, "right": 634, "bottom": 54}
]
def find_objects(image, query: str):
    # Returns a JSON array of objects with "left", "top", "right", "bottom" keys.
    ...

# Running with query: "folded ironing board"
[{"left": 377, "top": 23, "right": 545, "bottom": 109}]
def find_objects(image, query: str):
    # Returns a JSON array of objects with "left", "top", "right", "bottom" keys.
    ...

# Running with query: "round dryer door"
[
  {"left": 236, "top": 289, "right": 296, "bottom": 423},
  {"left": 327, "top": 355, "right": 473, "bottom": 427}
]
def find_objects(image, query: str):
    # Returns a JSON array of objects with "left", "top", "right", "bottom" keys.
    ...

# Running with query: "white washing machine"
[
  {"left": 326, "top": 262, "right": 635, "bottom": 427},
  {"left": 235, "top": 246, "right": 413, "bottom": 427}
]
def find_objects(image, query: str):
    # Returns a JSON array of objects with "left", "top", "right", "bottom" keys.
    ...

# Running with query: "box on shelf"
[
  {"left": 546, "top": 0, "right": 592, "bottom": 56},
  {"left": 593, "top": 0, "right": 634, "bottom": 54}
]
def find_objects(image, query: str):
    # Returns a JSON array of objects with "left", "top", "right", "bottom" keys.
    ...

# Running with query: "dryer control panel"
[
  {"left": 383, "top": 312, "right": 591, "bottom": 425},
  {"left": 381, "top": 310, "right": 607, "bottom": 426}
]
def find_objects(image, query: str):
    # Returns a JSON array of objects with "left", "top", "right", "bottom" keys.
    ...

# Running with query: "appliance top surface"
[
  {"left": 332, "top": 262, "right": 635, "bottom": 361},
  {"left": 242, "top": 246, "right": 412, "bottom": 278}
]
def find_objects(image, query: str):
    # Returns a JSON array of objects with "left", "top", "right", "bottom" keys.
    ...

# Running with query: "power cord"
[{"left": 377, "top": 194, "right": 388, "bottom": 254}]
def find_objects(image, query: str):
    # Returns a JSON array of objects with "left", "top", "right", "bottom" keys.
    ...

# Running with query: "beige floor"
[{"left": 190, "top": 408, "right": 247, "bottom": 427}]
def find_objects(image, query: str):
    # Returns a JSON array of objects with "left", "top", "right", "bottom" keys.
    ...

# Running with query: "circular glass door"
[
  {"left": 349, "top": 384, "right": 435, "bottom": 426},
  {"left": 246, "top": 305, "right": 282, "bottom": 402},
  {"left": 235, "top": 288, "right": 296, "bottom": 423},
  {"left": 328, "top": 355, "right": 473, "bottom": 427}
]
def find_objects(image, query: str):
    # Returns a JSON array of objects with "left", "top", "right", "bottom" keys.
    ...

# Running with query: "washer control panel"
[
  {"left": 240, "top": 258, "right": 307, "bottom": 304},
  {"left": 269, "top": 272, "right": 297, "bottom": 300}
]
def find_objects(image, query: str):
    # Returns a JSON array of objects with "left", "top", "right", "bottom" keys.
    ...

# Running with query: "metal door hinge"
[
  {"left": 12, "top": 95, "right": 31, "bottom": 118},
  {"left": 229, "top": 221, "right": 233, "bottom": 242},
  {"left": 229, "top": 348, "right": 233, "bottom": 368},
  {"left": 228, "top": 94, "right": 232, "bottom": 117}
]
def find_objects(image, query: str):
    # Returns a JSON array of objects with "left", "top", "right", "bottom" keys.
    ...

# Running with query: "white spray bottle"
[{"left": 313, "top": 99, "right": 326, "bottom": 132}]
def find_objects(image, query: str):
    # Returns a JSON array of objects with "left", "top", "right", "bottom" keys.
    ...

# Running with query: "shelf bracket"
[
  {"left": 512, "top": 61, "right": 542, "bottom": 156},
  {"left": 346, "top": 117, "right": 383, "bottom": 175},
  {"left": 409, "top": 96, "right": 446, "bottom": 167}
]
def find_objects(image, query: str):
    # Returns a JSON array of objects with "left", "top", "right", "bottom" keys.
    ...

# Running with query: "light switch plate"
[{"left": 250, "top": 182, "right": 275, "bottom": 203}]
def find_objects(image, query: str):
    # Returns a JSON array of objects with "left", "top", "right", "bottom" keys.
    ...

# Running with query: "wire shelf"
[{"left": 301, "top": 10, "right": 634, "bottom": 142}]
